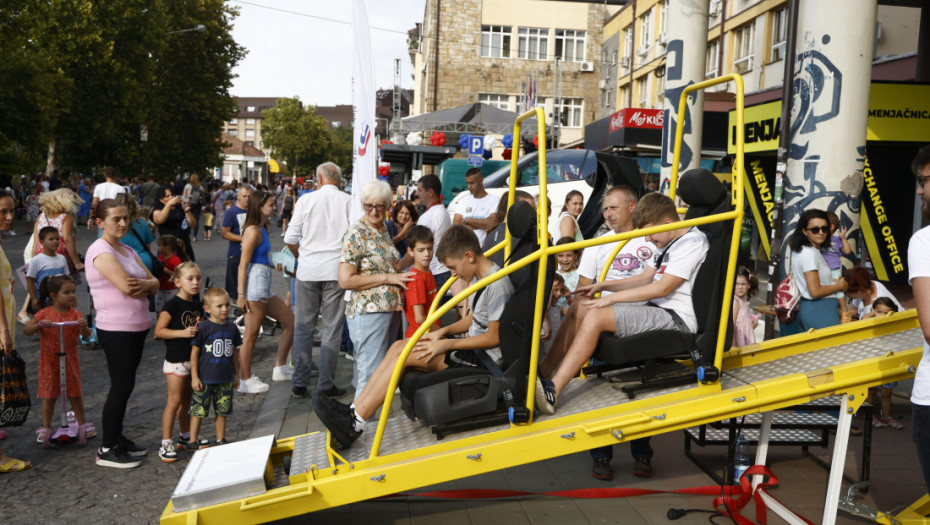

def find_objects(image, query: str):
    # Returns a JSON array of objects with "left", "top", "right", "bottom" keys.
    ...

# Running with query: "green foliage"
[
  {"left": 261, "top": 98, "right": 352, "bottom": 179},
  {"left": 0, "top": 0, "right": 245, "bottom": 180}
]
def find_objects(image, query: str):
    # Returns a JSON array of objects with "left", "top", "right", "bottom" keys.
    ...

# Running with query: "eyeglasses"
[
  {"left": 805, "top": 226, "right": 829, "bottom": 234},
  {"left": 362, "top": 203, "right": 387, "bottom": 212},
  {"left": 917, "top": 174, "right": 930, "bottom": 189}
]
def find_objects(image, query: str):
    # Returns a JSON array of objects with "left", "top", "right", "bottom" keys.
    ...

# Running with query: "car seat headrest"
[
  {"left": 507, "top": 200, "right": 536, "bottom": 240},
  {"left": 679, "top": 168, "right": 725, "bottom": 208}
]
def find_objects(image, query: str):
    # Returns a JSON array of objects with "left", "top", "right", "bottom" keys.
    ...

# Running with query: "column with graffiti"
[
  {"left": 659, "top": 0, "right": 710, "bottom": 193},
  {"left": 782, "top": 0, "right": 878, "bottom": 269}
]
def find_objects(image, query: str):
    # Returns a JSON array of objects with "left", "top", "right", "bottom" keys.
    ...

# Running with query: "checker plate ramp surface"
[
  {"left": 717, "top": 412, "right": 838, "bottom": 427},
  {"left": 723, "top": 328, "right": 923, "bottom": 385},
  {"left": 686, "top": 427, "right": 823, "bottom": 444}
]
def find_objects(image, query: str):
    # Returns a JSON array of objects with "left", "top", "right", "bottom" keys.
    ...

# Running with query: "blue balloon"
[
  {"left": 482, "top": 149, "right": 493, "bottom": 160},
  {"left": 458, "top": 134, "right": 471, "bottom": 149},
  {"left": 501, "top": 133, "right": 513, "bottom": 148}
]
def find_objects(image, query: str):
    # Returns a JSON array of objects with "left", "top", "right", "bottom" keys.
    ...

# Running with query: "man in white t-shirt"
[
  {"left": 908, "top": 144, "right": 930, "bottom": 491},
  {"left": 453, "top": 168, "right": 499, "bottom": 246},
  {"left": 88, "top": 167, "right": 127, "bottom": 227},
  {"left": 537, "top": 192, "right": 707, "bottom": 417},
  {"left": 537, "top": 185, "right": 658, "bottom": 480},
  {"left": 402, "top": 174, "right": 452, "bottom": 290}
]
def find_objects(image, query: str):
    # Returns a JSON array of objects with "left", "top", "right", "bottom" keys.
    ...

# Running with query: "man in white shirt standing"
[
  {"left": 409, "top": 174, "right": 452, "bottom": 290},
  {"left": 285, "top": 162, "right": 353, "bottom": 398},
  {"left": 453, "top": 168, "right": 499, "bottom": 246},
  {"left": 87, "top": 167, "right": 127, "bottom": 228},
  {"left": 908, "top": 144, "right": 930, "bottom": 492}
]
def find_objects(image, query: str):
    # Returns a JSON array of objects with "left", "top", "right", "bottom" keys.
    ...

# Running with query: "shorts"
[
  {"left": 611, "top": 304, "right": 679, "bottom": 338},
  {"left": 190, "top": 382, "right": 234, "bottom": 418},
  {"left": 163, "top": 360, "right": 191, "bottom": 377},
  {"left": 245, "top": 263, "right": 273, "bottom": 302},
  {"left": 443, "top": 348, "right": 502, "bottom": 369}
]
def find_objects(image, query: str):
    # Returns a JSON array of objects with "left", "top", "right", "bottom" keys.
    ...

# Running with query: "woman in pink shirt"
[{"left": 86, "top": 199, "right": 159, "bottom": 468}]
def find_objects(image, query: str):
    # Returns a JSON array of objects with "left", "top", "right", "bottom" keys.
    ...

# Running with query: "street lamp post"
[{"left": 164, "top": 24, "right": 205, "bottom": 35}]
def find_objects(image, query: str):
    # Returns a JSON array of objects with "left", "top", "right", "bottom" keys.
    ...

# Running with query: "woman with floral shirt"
[{"left": 338, "top": 180, "right": 413, "bottom": 396}]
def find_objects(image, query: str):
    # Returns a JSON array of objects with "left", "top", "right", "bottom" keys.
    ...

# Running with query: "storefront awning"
[{"left": 268, "top": 158, "right": 282, "bottom": 173}]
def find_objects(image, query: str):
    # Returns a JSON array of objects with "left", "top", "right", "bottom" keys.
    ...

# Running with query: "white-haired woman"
[
  {"left": 19, "top": 188, "right": 85, "bottom": 322},
  {"left": 338, "top": 180, "right": 413, "bottom": 396}
]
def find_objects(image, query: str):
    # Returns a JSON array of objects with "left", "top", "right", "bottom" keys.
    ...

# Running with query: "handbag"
[
  {"left": 129, "top": 223, "right": 163, "bottom": 277},
  {"left": 0, "top": 351, "right": 31, "bottom": 428},
  {"left": 774, "top": 273, "right": 801, "bottom": 325}
]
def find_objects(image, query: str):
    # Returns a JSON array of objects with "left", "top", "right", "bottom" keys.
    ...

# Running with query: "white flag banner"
[{"left": 350, "top": 0, "right": 376, "bottom": 222}]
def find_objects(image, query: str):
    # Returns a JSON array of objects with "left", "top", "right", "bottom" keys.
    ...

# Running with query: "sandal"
[
  {"left": 36, "top": 428, "right": 51, "bottom": 449},
  {"left": 17, "top": 312, "right": 33, "bottom": 325},
  {"left": 79, "top": 422, "right": 96, "bottom": 445},
  {"left": 0, "top": 458, "right": 32, "bottom": 473}
]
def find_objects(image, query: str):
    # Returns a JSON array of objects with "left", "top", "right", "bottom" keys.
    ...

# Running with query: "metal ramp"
[{"left": 160, "top": 312, "right": 924, "bottom": 525}]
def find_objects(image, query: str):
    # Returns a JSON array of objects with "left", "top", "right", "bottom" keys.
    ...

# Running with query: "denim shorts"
[{"left": 245, "top": 264, "right": 272, "bottom": 302}]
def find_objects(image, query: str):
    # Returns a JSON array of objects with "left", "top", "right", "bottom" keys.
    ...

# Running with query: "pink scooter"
[{"left": 39, "top": 321, "right": 93, "bottom": 446}]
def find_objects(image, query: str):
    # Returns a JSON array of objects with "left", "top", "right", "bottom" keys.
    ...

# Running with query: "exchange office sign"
[{"left": 727, "top": 82, "right": 930, "bottom": 154}]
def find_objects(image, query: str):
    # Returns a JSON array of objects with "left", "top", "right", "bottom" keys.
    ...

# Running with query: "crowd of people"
[{"left": 0, "top": 145, "right": 927, "bottom": 497}]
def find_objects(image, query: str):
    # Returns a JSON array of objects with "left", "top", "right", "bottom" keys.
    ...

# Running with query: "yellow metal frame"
[{"left": 160, "top": 77, "right": 922, "bottom": 525}]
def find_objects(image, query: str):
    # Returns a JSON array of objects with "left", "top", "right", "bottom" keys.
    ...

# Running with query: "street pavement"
[
  {"left": 1, "top": 217, "right": 928, "bottom": 524},
  {"left": 0, "top": 220, "right": 290, "bottom": 524}
]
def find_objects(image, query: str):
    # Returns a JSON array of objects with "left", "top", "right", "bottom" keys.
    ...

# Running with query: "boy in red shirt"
[{"left": 404, "top": 225, "right": 441, "bottom": 337}]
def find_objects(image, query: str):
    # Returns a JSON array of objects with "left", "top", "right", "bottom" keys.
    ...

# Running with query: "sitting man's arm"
[
  {"left": 575, "top": 267, "right": 656, "bottom": 296},
  {"left": 584, "top": 272, "right": 684, "bottom": 309}
]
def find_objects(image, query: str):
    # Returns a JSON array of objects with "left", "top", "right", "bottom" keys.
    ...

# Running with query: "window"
[
  {"left": 332, "top": 121, "right": 342, "bottom": 128},
  {"left": 246, "top": 106, "right": 256, "bottom": 112},
  {"left": 639, "top": 9, "right": 653, "bottom": 49},
  {"left": 620, "top": 86, "right": 630, "bottom": 107},
  {"left": 637, "top": 77, "right": 648, "bottom": 107},
  {"left": 706, "top": 40, "right": 719, "bottom": 78},
  {"left": 517, "top": 27, "right": 548, "bottom": 60},
  {"left": 245, "top": 118, "right": 256, "bottom": 125},
  {"left": 481, "top": 25, "right": 512, "bottom": 58},
  {"left": 655, "top": 73, "right": 665, "bottom": 108},
  {"left": 479, "top": 93, "right": 510, "bottom": 110},
  {"left": 660, "top": 0, "right": 669, "bottom": 33},
  {"left": 228, "top": 130, "right": 238, "bottom": 137},
  {"left": 623, "top": 26, "right": 633, "bottom": 58},
  {"left": 555, "top": 98, "right": 584, "bottom": 127},
  {"left": 734, "top": 23, "right": 754, "bottom": 73},
  {"left": 229, "top": 118, "right": 238, "bottom": 125},
  {"left": 555, "top": 29, "right": 586, "bottom": 62},
  {"left": 771, "top": 7, "right": 787, "bottom": 62},
  {"left": 245, "top": 129, "right": 255, "bottom": 139}
]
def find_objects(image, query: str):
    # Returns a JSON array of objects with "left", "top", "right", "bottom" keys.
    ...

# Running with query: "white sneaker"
[
  {"left": 238, "top": 376, "right": 270, "bottom": 393},
  {"left": 272, "top": 365, "right": 293, "bottom": 381}
]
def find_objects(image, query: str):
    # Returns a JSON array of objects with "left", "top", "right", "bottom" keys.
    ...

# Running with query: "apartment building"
[
  {"left": 221, "top": 97, "right": 282, "bottom": 153},
  {"left": 600, "top": 0, "right": 921, "bottom": 117},
  {"left": 410, "top": 0, "right": 621, "bottom": 146}
]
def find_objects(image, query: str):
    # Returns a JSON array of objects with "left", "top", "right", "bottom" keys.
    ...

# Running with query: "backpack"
[{"left": 774, "top": 273, "right": 801, "bottom": 325}]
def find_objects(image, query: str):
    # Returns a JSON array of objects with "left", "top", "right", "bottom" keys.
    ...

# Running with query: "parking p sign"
[{"left": 467, "top": 136, "right": 484, "bottom": 167}]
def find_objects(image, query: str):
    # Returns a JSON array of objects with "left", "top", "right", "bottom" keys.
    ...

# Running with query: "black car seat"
[
  {"left": 399, "top": 200, "right": 554, "bottom": 438},
  {"left": 588, "top": 168, "right": 733, "bottom": 397},
  {"left": 577, "top": 154, "right": 645, "bottom": 239}
]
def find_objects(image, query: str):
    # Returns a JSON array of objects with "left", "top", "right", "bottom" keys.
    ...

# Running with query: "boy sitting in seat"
[
  {"left": 536, "top": 193, "right": 709, "bottom": 415},
  {"left": 313, "top": 225, "right": 515, "bottom": 448}
]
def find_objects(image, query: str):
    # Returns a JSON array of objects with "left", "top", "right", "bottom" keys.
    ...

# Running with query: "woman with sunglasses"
[
  {"left": 787, "top": 209, "right": 848, "bottom": 332},
  {"left": 338, "top": 180, "right": 413, "bottom": 397}
]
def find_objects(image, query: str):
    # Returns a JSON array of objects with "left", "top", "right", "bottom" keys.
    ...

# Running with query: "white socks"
[{"left": 349, "top": 404, "right": 366, "bottom": 432}]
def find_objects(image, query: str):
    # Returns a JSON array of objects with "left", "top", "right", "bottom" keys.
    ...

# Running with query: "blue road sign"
[{"left": 468, "top": 136, "right": 484, "bottom": 156}]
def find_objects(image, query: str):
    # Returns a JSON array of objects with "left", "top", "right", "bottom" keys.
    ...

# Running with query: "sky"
[{"left": 227, "top": 0, "right": 426, "bottom": 107}]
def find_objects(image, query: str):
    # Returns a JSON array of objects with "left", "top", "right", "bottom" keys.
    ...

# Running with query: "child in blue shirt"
[{"left": 189, "top": 287, "right": 241, "bottom": 449}]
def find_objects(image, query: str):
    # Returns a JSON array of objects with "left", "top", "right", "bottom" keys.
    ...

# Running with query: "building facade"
[
  {"left": 222, "top": 97, "right": 282, "bottom": 153},
  {"left": 601, "top": 0, "right": 921, "bottom": 116},
  {"left": 410, "top": 0, "right": 621, "bottom": 146}
]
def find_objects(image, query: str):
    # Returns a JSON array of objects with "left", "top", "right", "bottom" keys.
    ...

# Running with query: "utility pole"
[{"left": 392, "top": 58, "right": 402, "bottom": 142}]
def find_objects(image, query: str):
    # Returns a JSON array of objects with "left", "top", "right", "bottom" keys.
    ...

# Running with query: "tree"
[{"left": 261, "top": 98, "right": 334, "bottom": 178}]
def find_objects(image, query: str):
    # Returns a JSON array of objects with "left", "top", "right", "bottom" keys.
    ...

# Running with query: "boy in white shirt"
[
  {"left": 26, "top": 227, "right": 69, "bottom": 313},
  {"left": 536, "top": 192, "right": 708, "bottom": 415}
]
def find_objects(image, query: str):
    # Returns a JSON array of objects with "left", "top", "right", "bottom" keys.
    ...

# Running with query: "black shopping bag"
[{"left": 0, "top": 351, "right": 31, "bottom": 427}]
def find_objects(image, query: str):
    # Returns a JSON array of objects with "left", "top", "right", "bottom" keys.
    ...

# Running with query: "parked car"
[
  {"left": 447, "top": 149, "right": 643, "bottom": 240},
  {"left": 437, "top": 158, "right": 510, "bottom": 205}
]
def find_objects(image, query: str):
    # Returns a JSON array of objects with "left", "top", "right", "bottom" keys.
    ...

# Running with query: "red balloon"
[{"left": 502, "top": 148, "right": 512, "bottom": 160}]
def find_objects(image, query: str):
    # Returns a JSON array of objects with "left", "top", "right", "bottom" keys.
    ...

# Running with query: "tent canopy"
[{"left": 401, "top": 102, "right": 540, "bottom": 135}]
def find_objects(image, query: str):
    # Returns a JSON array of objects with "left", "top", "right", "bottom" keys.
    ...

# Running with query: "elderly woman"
[
  {"left": 153, "top": 186, "right": 196, "bottom": 262},
  {"left": 86, "top": 199, "right": 159, "bottom": 468},
  {"left": 0, "top": 191, "right": 31, "bottom": 472},
  {"left": 339, "top": 180, "right": 413, "bottom": 396},
  {"left": 18, "top": 188, "right": 85, "bottom": 322}
]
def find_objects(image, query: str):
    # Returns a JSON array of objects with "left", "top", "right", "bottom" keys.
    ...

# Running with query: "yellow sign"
[{"left": 727, "top": 83, "right": 930, "bottom": 153}]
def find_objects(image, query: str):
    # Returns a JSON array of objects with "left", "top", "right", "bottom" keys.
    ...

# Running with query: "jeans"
[
  {"left": 292, "top": 280, "right": 345, "bottom": 390},
  {"left": 589, "top": 438, "right": 653, "bottom": 461},
  {"left": 346, "top": 311, "right": 401, "bottom": 396},
  {"left": 98, "top": 329, "right": 149, "bottom": 448},
  {"left": 225, "top": 255, "right": 240, "bottom": 300},
  {"left": 796, "top": 297, "right": 840, "bottom": 331},
  {"left": 914, "top": 404, "right": 930, "bottom": 492}
]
